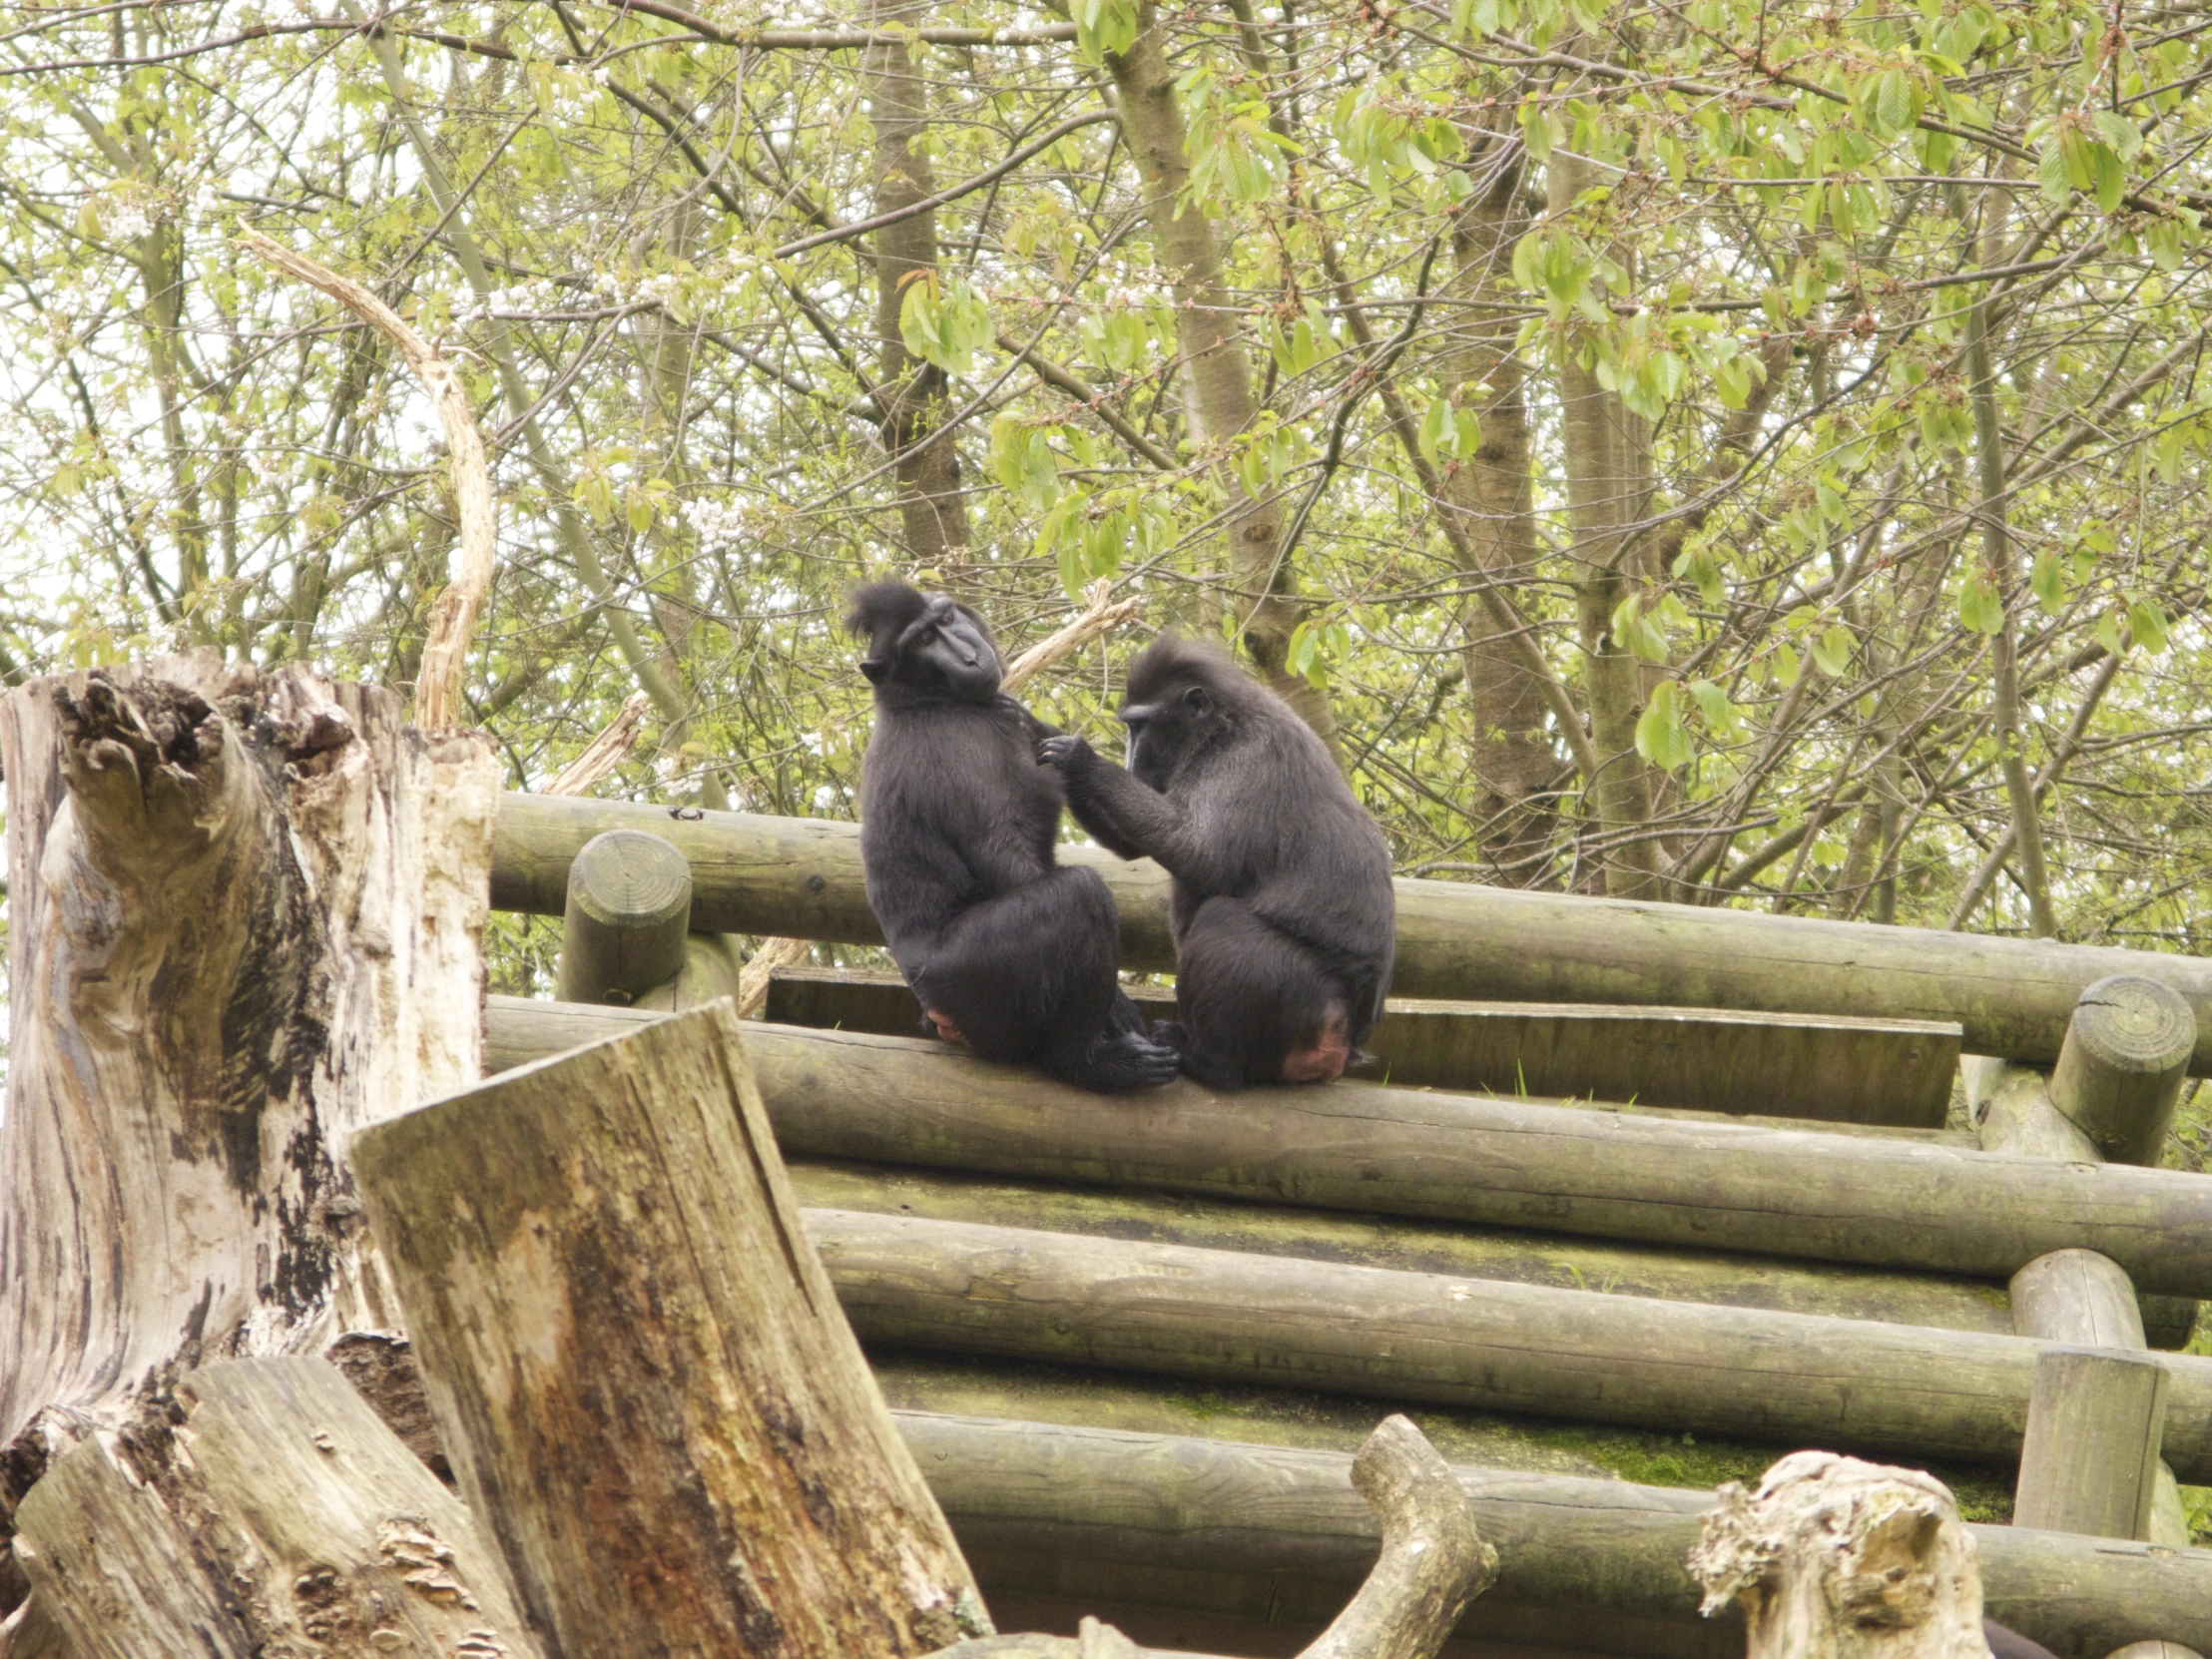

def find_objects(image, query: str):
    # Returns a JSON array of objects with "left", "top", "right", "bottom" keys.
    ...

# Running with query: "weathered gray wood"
[
  {"left": 1688, "top": 1452, "right": 1987, "bottom": 1659},
  {"left": 352, "top": 1002, "right": 987, "bottom": 1659},
  {"left": 0, "top": 662, "right": 497, "bottom": 1471},
  {"left": 2050, "top": 977, "right": 2198, "bottom": 1166},
  {"left": 1975, "top": 1061, "right": 2104, "bottom": 1162},
  {"left": 764, "top": 968, "right": 1960, "bottom": 1127},
  {"left": 679, "top": 1020, "right": 2212, "bottom": 1297},
  {"left": 1303, "top": 1416, "right": 1495, "bottom": 1659},
  {"left": 2014, "top": 1348, "right": 2170, "bottom": 1541},
  {"left": 489, "top": 792, "right": 2212, "bottom": 1071},
  {"left": 634, "top": 930, "right": 747, "bottom": 1010},
  {"left": 555, "top": 827, "right": 692, "bottom": 1003},
  {"left": 12, "top": 1357, "right": 538, "bottom": 1659},
  {"left": 894, "top": 1411, "right": 2212, "bottom": 1659},
  {"left": 806, "top": 1208, "right": 2212, "bottom": 1480},
  {"left": 2011, "top": 1251, "right": 2147, "bottom": 1348}
]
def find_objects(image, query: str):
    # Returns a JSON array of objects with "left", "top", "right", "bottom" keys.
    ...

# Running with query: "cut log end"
[
  {"left": 2069, "top": 978, "right": 2198, "bottom": 1076},
  {"left": 1689, "top": 1451, "right": 1989, "bottom": 1659}
]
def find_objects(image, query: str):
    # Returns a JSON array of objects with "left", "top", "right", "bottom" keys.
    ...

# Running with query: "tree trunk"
[
  {"left": 349, "top": 1001, "right": 987, "bottom": 1659},
  {"left": 1439, "top": 149, "right": 1557, "bottom": 874},
  {"left": 1689, "top": 1452, "right": 1991, "bottom": 1659},
  {"left": 867, "top": 2, "right": 975, "bottom": 570},
  {"left": 0, "top": 658, "right": 497, "bottom": 1489},
  {"left": 1546, "top": 153, "right": 1658, "bottom": 897},
  {"left": 1101, "top": 8, "right": 1334, "bottom": 747},
  {"left": 12, "top": 1357, "right": 540, "bottom": 1659}
]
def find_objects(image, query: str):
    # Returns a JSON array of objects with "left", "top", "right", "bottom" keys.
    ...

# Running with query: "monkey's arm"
[{"left": 1039, "top": 735, "right": 1220, "bottom": 879}]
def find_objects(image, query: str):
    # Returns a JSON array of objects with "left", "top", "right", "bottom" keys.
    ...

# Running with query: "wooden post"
[
  {"left": 2011, "top": 1250, "right": 2147, "bottom": 1349},
  {"left": 1688, "top": 1451, "right": 1987, "bottom": 1659},
  {"left": 555, "top": 827, "right": 693, "bottom": 1004},
  {"left": 2012, "top": 1347, "right": 2169, "bottom": 1541},
  {"left": 2048, "top": 977, "right": 2197, "bottom": 1166},
  {"left": 0, "top": 661, "right": 496, "bottom": 1479},
  {"left": 350, "top": 1001, "right": 987, "bottom": 1659},
  {"left": 11, "top": 1357, "right": 539, "bottom": 1658}
]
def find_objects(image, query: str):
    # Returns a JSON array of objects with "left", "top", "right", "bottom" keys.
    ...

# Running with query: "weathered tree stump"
[
  {"left": 2048, "top": 977, "right": 2197, "bottom": 1166},
  {"left": 350, "top": 1000, "right": 987, "bottom": 1659},
  {"left": 11, "top": 1357, "right": 537, "bottom": 1658},
  {"left": 0, "top": 659, "right": 496, "bottom": 1492},
  {"left": 1689, "top": 1450, "right": 1990, "bottom": 1659},
  {"left": 554, "top": 826, "right": 693, "bottom": 1003}
]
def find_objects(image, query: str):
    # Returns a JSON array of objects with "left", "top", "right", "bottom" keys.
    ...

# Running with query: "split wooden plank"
[
  {"left": 762, "top": 967, "right": 1961, "bottom": 1127},
  {"left": 351, "top": 1001, "right": 987, "bottom": 1659}
]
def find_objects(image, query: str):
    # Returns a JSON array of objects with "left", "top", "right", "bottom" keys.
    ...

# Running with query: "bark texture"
[
  {"left": 350, "top": 1001, "right": 986, "bottom": 1659},
  {"left": 0, "top": 658, "right": 497, "bottom": 1484},
  {"left": 1689, "top": 1452, "right": 1990, "bottom": 1659}
]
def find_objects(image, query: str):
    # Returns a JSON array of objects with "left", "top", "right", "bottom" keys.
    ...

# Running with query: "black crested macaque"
[
  {"left": 1038, "top": 633, "right": 1395, "bottom": 1090},
  {"left": 848, "top": 583, "right": 1179, "bottom": 1093},
  {"left": 1982, "top": 1622, "right": 2058, "bottom": 1659}
]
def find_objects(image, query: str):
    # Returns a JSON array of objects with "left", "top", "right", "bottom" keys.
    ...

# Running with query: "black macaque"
[
  {"left": 848, "top": 583, "right": 1179, "bottom": 1093},
  {"left": 1038, "top": 633, "right": 1395, "bottom": 1091}
]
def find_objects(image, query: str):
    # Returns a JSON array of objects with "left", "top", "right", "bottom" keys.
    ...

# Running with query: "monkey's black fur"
[
  {"left": 1039, "top": 633, "right": 1395, "bottom": 1091},
  {"left": 1983, "top": 1622, "right": 2057, "bottom": 1659},
  {"left": 848, "top": 583, "right": 1179, "bottom": 1093}
]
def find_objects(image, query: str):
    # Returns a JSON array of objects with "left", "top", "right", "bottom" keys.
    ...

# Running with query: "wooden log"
[
  {"left": 716, "top": 1020, "right": 2212, "bottom": 1297},
  {"left": 1975, "top": 1061, "right": 2104, "bottom": 1162},
  {"left": 2049, "top": 978, "right": 2197, "bottom": 1166},
  {"left": 1687, "top": 1451, "right": 1987, "bottom": 1659},
  {"left": 555, "top": 827, "right": 693, "bottom": 1003},
  {"left": 893, "top": 1412, "right": 2212, "bottom": 1659},
  {"left": 0, "top": 662, "right": 496, "bottom": 1474},
  {"left": 2013, "top": 1348, "right": 2170, "bottom": 1541},
  {"left": 2104, "top": 1645, "right": 2207, "bottom": 1659},
  {"left": 763, "top": 968, "right": 1961, "bottom": 1128},
  {"left": 488, "top": 793, "right": 2212, "bottom": 1071},
  {"left": 806, "top": 1208, "right": 2212, "bottom": 1480},
  {"left": 11, "top": 1357, "right": 539, "bottom": 1658},
  {"left": 634, "top": 930, "right": 748, "bottom": 1010},
  {"left": 2011, "top": 1252, "right": 2147, "bottom": 1350},
  {"left": 351, "top": 1002, "right": 988, "bottom": 1659}
]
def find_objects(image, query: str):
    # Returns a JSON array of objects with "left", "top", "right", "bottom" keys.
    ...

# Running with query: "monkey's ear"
[
  {"left": 860, "top": 657, "right": 890, "bottom": 684},
  {"left": 1182, "top": 685, "right": 1213, "bottom": 715}
]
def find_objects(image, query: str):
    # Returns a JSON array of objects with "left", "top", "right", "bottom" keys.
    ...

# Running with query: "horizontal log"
[
  {"left": 893, "top": 1412, "right": 2212, "bottom": 1659},
  {"left": 812, "top": 1209, "right": 2212, "bottom": 1481},
  {"left": 490, "top": 793, "right": 2212, "bottom": 1071},
  {"left": 765, "top": 968, "right": 1962, "bottom": 1128}
]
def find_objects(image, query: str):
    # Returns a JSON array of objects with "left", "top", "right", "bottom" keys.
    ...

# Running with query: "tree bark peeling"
[{"left": 0, "top": 658, "right": 498, "bottom": 1495}]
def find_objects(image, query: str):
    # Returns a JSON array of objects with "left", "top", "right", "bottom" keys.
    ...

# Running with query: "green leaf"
[
  {"left": 2030, "top": 548, "right": 2064, "bottom": 615},
  {"left": 1876, "top": 69, "right": 1914, "bottom": 137},
  {"left": 2096, "top": 607, "right": 2129, "bottom": 656},
  {"left": 2094, "top": 144, "right": 2126, "bottom": 214},
  {"left": 2152, "top": 423, "right": 2186, "bottom": 485},
  {"left": 1418, "top": 395, "right": 1451, "bottom": 464},
  {"left": 1635, "top": 680, "right": 1697, "bottom": 771},
  {"left": 2127, "top": 593, "right": 2170, "bottom": 654},
  {"left": 2092, "top": 109, "right": 2144, "bottom": 161},
  {"left": 1811, "top": 624, "right": 1853, "bottom": 677},
  {"left": 1775, "top": 641, "right": 1802, "bottom": 687},
  {"left": 1958, "top": 568, "right": 2004, "bottom": 634},
  {"left": 1689, "top": 678, "right": 1744, "bottom": 739},
  {"left": 2037, "top": 139, "right": 2071, "bottom": 206}
]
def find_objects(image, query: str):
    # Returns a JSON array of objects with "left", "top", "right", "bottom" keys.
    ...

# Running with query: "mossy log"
[
  {"left": 2013, "top": 1347, "right": 2169, "bottom": 1540},
  {"left": 490, "top": 793, "right": 2212, "bottom": 1071},
  {"left": 508, "top": 1017, "right": 2212, "bottom": 1297},
  {"left": 810, "top": 1209, "right": 2212, "bottom": 1480},
  {"left": 893, "top": 1411, "right": 2212, "bottom": 1659}
]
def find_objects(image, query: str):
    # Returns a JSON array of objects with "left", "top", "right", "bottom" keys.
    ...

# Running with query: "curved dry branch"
[{"left": 240, "top": 229, "right": 496, "bottom": 731}]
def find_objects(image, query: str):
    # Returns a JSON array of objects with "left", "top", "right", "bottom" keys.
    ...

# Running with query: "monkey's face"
[
  {"left": 864, "top": 594, "right": 1002, "bottom": 702},
  {"left": 1119, "top": 681, "right": 1214, "bottom": 790}
]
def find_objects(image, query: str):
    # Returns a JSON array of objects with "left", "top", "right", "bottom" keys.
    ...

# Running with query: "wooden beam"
[
  {"left": 489, "top": 793, "right": 2212, "bottom": 1072},
  {"left": 763, "top": 968, "right": 1962, "bottom": 1128},
  {"left": 2012, "top": 1347, "right": 2169, "bottom": 1540},
  {"left": 481, "top": 1004, "right": 2212, "bottom": 1298},
  {"left": 893, "top": 1412, "right": 2212, "bottom": 1659},
  {"left": 351, "top": 1002, "right": 987, "bottom": 1658},
  {"left": 807, "top": 1208, "right": 2212, "bottom": 1482}
]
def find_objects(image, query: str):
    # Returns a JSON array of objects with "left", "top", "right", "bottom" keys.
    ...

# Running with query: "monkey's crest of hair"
[
  {"left": 843, "top": 580, "right": 932, "bottom": 641},
  {"left": 1125, "top": 633, "right": 1268, "bottom": 715}
]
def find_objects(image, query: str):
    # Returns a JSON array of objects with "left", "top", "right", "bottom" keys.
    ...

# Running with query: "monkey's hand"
[{"left": 1036, "top": 733, "right": 1095, "bottom": 773}]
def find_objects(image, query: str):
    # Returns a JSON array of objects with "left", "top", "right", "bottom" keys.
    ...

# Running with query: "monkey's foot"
[
  {"left": 1280, "top": 1012, "right": 1353, "bottom": 1084},
  {"left": 925, "top": 1009, "right": 972, "bottom": 1048}
]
